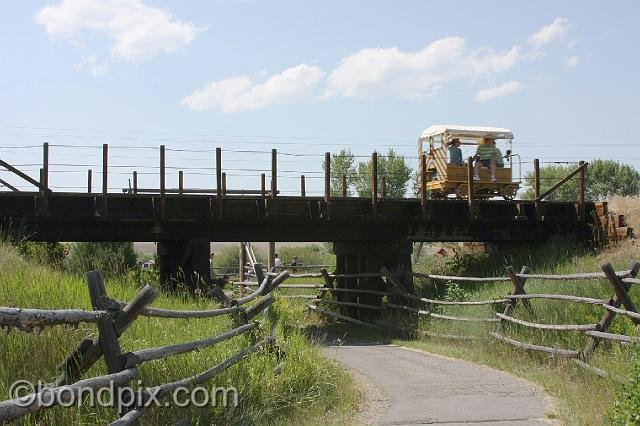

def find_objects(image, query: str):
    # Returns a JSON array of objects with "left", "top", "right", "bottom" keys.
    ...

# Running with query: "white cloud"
[
  {"left": 73, "top": 55, "right": 108, "bottom": 76},
  {"left": 323, "top": 37, "right": 520, "bottom": 100},
  {"left": 35, "top": 0, "right": 198, "bottom": 72},
  {"left": 474, "top": 81, "right": 525, "bottom": 103},
  {"left": 565, "top": 55, "right": 581, "bottom": 69},
  {"left": 528, "top": 17, "right": 570, "bottom": 47},
  {"left": 181, "top": 64, "right": 325, "bottom": 113}
]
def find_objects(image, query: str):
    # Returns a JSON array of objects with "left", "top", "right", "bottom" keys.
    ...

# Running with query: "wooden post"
[
  {"left": 579, "top": 160, "right": 586, "bottom": 220},
  {"left": 342, "top": 174, "right": 347, "bottom": 197},
  {"left": 261, "top": 173, "right": 266, "bottom": 197},
  {"left": 602, "top": 262, "right": 639, "bottom": 324},
  {"left": 132, "top": 171, "right": 137, "bottom": 194},
  {"left": 39, "top": 168, "right": 44, "bottom": 193},
  {"left": 314, "top": 268, "right": 335, "bottom": 306},
  {"left": 239, "top": 243, "right": 247, "bottom": 282},
  {"left": 102, "top": 144, "right": 108, "bottom": 195},
  {"left": 503, "top": 266, "right": 532, "bottom": 317},
  {"left": 87, "top": 169, "right": 92, "bottom": 193},
  {"left": 371, "top": 152, "right": 378, "bottom": 207},
  {"left": 178, "top": 171, "right": 184, "bottom": 195},
  {"left": 300, "top": 175, "right": 306, "bottom": 197},
  {"left": 42, "top": 142, "right": 49, "bottom": 193},
  {"left": 159, "top": 145, "right": 166, "bottom": 197},
  {"left": 381, "top": 175, "right": 386, "bottom": 198},
  {"left": 421, "top": 153, "right": 427, "bottom": 214},
  {"left": 268, "top": 242, "right": 276, "bottom": 271},
  {"left": 467, "top": 156, "right": 474, "bottom": 219},
  {"left": 221, "top": 172, "right": 227, "bottom": 196},
  {"left": 324, "top": 152, "right": 331, "bottom": 203},
  {"left": 533, "top": 159, "right": 540, "bottom": 199},
  {"left": 86, "top": 271, "right": 126, "bottom": 413},
  {"left": 271, "top": 149, "right": 277, "bottom": 199},
  {"left": 216, "top": 147, "right": 222, "bottom": 199}
]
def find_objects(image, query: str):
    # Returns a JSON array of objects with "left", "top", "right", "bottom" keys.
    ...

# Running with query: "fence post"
[
  {"left": 371, "top": 152, "right": 378, "bottom": 208},
  {"left": 42, "top": 142, "right": 49, "bottom": 194},
  {"left": 534, "top": 159, "right": 540, "bottom": 220},
  {"left": 86, "top": 271, "right": 126, "bottom": 414},
  {"left": 579, "top": 160, "right": 586, "bottom": 220},
  {"left": 324, "top": 152, "right": 331, "bottom": 203},
  {"left": 221, "top": 172, "right": 227, "bottom": 196},
  {"left": 503, "top": 266, "right": 532, "bottom": 317},
  {"left": 239, "top": 243, "right": 247, "bottom": 282},
  {"left": 602, "top": 262, "right": 639, "bottom": 324},
  {"left": 271, "top": 149, "right": 277, "bottom": 199},
  {"left": 87, "top": 169, "right": 92, "bottom": 193},
  {"left": 133, "top": 171, "right": 137, "bottom": 194},
  {"left": 261, "top": 173, "right": 266, "bottom": 197},
  {"left": 381, "top": 175, "right": 386, "bottom": 198},
  {"left": 179, "top": 171, "right": 184, "bottom": 195},
  {"left": 342, "top": 174, "right": 347, "bottom": 197},
  {"left": 216, "top": 147, "right": 222, "bottom": 199},
  {"left": 467, "top": 156, "right": 474, "bottom": 219},
  {"left": 300, "top": 175, "right": 306, "bottom": 197},
  {"left": 159, "top": 145, "right": 166, "bottom": 197},
  {"left": 102, "top": 144, "right": 108, "bottom": 217},
  {"left": 421, "top": 153, "right": 427, "bottom": 217},
  {"left": 583, "top": 262, "right": 640, "bottom": 359}
]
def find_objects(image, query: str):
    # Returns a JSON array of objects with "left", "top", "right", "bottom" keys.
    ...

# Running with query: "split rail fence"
[
  {"left": 247, "top": 261, "right": 640, "bottom": 382},
  {"left": 0, "top": 267, "right": 290, "bottom": 424}
]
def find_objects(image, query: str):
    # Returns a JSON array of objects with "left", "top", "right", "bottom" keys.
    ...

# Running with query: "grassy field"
[{"left": 0, "top": 242, "right": 359, "bottom": 425}]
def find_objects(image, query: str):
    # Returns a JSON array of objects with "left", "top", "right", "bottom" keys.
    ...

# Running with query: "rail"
[{"left": 0, "top": 269, "right": 285, "bottom": 424}]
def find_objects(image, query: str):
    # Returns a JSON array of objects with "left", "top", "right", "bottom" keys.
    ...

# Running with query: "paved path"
[{"left": 322, "top": 343, "right": 556, "bottom": 425}]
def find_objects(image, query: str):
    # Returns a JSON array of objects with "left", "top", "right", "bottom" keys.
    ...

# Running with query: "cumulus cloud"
[
  {"left": 181, "top": 64, "right": 325, "bottom": 113},
  {"left": 35, "top": 0, "right": 198, "bottom": 73},
  {"left": 529, "top": 17, "right": 570, "bottom": 47},
  {"left": 565, "top": 55, "right": 581, "bottom": 69},
  {"left": 474, "top": 81, "right": 525, "bottom": 103},
  {"left": 323, "top": 37, "right": 520, "bottom": 100}
]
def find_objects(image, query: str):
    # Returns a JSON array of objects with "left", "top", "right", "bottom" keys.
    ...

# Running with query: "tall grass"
[{"left": 0, "top": 243, "right": 359, "bottom": 425}]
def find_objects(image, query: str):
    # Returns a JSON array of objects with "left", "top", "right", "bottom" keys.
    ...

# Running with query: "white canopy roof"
[{"left": 419, "top": 125, "right": 513, "bottom": 141}]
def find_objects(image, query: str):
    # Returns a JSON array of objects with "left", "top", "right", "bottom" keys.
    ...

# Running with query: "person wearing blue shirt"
[{"left": 448, "top": 138, "right": 463, "bottom": 165}]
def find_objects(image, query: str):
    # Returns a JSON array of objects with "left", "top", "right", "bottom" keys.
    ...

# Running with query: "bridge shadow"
[{"left": 303, "top": 323, "right": 397, "bottom": 347}]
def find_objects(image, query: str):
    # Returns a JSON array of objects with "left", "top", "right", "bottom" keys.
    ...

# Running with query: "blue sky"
[{"left": 0, "top": 0, "right": 638, "bottom": 195}]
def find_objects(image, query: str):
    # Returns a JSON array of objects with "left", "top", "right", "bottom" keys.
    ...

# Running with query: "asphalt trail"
[{"left": 322, "top": 343, "right": 557, "bottom": 425}]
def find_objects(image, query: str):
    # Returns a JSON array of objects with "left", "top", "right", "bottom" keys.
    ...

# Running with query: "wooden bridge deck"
[{"left": 0, "top": 192, "right": 595, "bottom": 242}]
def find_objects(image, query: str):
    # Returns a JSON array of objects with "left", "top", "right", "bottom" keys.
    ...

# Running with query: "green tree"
[
  {"left": 522, "top": 160, "right": 640, "bottom": 201},
  {"left": 67, "top": 242, "right": 137, "bottom": 277},
  {"left": 323, "top": 149, "right": 357, "bottom": 196},
  {"left": 354, "top": 149, "right": 412, "bottom": 198}
]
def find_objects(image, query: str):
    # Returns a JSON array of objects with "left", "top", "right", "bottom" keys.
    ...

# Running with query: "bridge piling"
[{"left": 157, "top": 238, "right": 210, "bottom": 291}]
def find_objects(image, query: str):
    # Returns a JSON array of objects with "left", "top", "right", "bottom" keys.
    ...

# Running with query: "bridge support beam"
[
  {"left": 157, "top": 238, "right": 210, "bottom": 291},
  {"left": 333, "top": 239, "right": 414, "bottom": 320}
]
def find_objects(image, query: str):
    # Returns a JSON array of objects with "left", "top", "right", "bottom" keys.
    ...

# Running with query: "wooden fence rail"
[{"left": 0, "top": 267, "right": 286, "bottom": 424}]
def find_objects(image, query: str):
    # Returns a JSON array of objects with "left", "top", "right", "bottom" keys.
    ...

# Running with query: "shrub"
[
  {"left": 607, "top": 346, "right": 640, "bottom": 424},
  {"left": 67, "top": 242, "right": 137, "bottom": 277},
  {"left": 14, "top": 241, "right": 68, "bottom": 268}
]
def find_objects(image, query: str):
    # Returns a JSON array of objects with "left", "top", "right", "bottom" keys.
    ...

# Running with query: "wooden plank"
[
  {"left": 145, "top": 336, "right": 275, "bottom": 399},
  {"left": 489, "top": 332, "right": 579, "bottom": 358},
  {"left": 412, "top": 272, "right": 511, "bottom": 282},
  {"left": 109, "top": 299, "right": 243, "bottom": 319},
  {"left": 503, "top": 266, "right": 531, "bottom": 316},
  {"left": 602, "top": 304, "right": 640, "bottom": 320},
  {"left": 124, "top": 322, "right": 258, "bottom": 367},
  {"left": 245, "top": 294, "right": 275, "bottom": 320},
  {"left": 109, "top": 408, "right": 144, "bottom": 426},
  {"left": 496, "top": 313, "right": 597, "bottom": 331},
  {"left": 271, "top": 149, "right": 277, "bottom": 199},
  {"left": 0, "top": 178, "right": 18, "bottom": 192},
  {"left": 506, "top": 294, "right": 608, "bottom": 305},
  {"left": 0, "top": 368, "right": 138, "bottom": 423},
  {"left": 0, "top": 158, "right": 47, "bottom": 191},
  {"left": 319, "top": 300, "right": 385, "bottom": 311},
  {"left": 307, "top": 304, "right": 380, "bottom": 329},
  {"left": 518, "top": 270, "right": 633, "bottom": 281},
  {"left": 535, "top": 162, "right": 587, "bottom": 202},
  {"left": 572, "top": 359, "right": 612, "bottom": 379},
  {"left": 420, "top": 330, "right": 477, "bottom": 341},
  {"left": 386, "top": 303, "right": 498, "bottom": 322},
  {"left": 0, "top": 307, "right": 111, "bottom": 331},
  {"left": 585, "top": 330, "right": 640, "bottom": 344}
]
